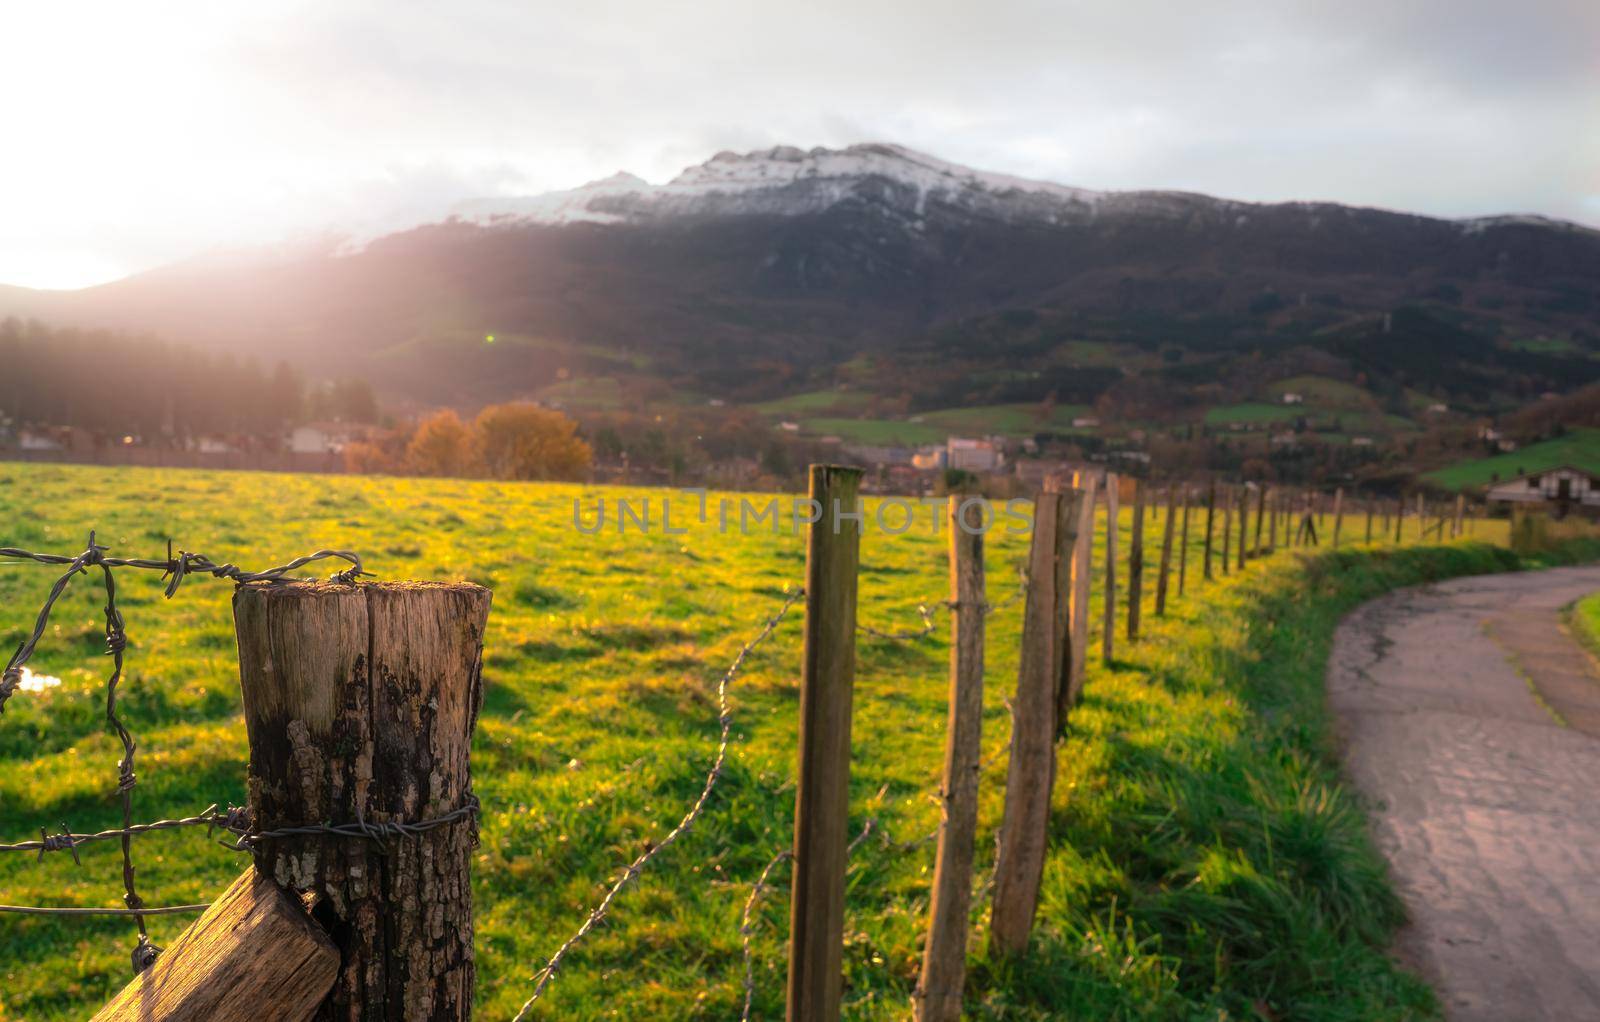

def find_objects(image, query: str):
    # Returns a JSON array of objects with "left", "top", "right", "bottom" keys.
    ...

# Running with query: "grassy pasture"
[{"left": 0, "top": 463, "right": 1520, "bottom": 1019}]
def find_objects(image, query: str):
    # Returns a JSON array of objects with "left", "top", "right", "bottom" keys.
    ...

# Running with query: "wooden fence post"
[
  {"left": 232, "top": 579, "right": 492, "bottom": 1020},
  {"left": 1155, "top": 485, "right": 1176, "bottom": 617},
  {"left": 1236, "top": 485, "right": 1249, "bottom": 570},
  {"left": 91, "top": 870, "right": 339, "bottom": 1022},
  {"left": 1332, "top": 488, "right": 1344, "bottom": 548},
  {"left": 913, "top": 497, "right": 985, "bottom": 1022},
  {"left": 1365, "top": 499, "right": 1374, "bottom": 544},
  {"left": 1269, "top": 491, "right": 1280, "bottom": 551},
  {"left": 1394, "top": 497, "right": 1404, "bottom": 543},
  {"left": 1253, "top": 485, "right": 1267, "bottom": 556},
  {"left": 1102, "top": 474, "right": 1119, "bottom": 666},
  {"left": 1220, "top": 487, "right": 1232, "bottom": 576},
  {"left": 1453, "top": 494, "right": 1465, "bottom": 538},
  {"left": 1126, "top": 480, "right": 1145, "bottom": 643},
  {"left": 1415, "top": 493, "right": 1425, "bottom": 542},
  {"left": 789, "top": 464, "right": 863, "bottom": 1022},
  {"left": 1066, "top": 474, "right": 1098, "bottom": 709},
  {"left": 1202, "top": 482, "right": 1216, "bottom": 581},
  {"left": 1177, "top": 487, "right": 1191, "bottom": 596},
  {"left": 991, "top": 489, "right": 1068, "bottom": 956}
]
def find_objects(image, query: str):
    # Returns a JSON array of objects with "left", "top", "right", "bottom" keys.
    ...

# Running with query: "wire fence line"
[
  {"left": 0, "top": 533, "right": 409, "bottom": 973},
  {"left": 511, "top": 584, "right": 805, "bottom": 1022},
  {"left": 1, "top": 528, "right": 1031, "bottom": 1010},
  {"left": 856, "top": 564, "right": 1028, "bottom": 642}
]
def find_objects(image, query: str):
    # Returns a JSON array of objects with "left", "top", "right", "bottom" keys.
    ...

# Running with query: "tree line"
[
  {"left": 345, "top": 404, "right": 592, "bottom": 481},
  {"left": 0, "top": 318, "right": 377, "bottom": 441}
]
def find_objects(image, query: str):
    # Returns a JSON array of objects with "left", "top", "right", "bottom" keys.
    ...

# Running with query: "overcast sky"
[{"left": 3, "top": 0, "right": 1596, "bottom": 288}]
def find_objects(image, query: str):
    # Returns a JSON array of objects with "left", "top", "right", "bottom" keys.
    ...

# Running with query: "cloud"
[{"left": 2, "top": 0, "right": 1595, "bottom": 287}]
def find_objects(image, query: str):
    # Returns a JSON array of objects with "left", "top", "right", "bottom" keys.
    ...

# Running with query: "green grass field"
[
  {"left": 1204, "top": 403, "right": 1302, "bottom": 426},
  {"left": 0, "top": 464, "right": 1531, "bottom": 1019},
  {"left": 1423, "top": 428, "right": 1600, "bottom": 492}
]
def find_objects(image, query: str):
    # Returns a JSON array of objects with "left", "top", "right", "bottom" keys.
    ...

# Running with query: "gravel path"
[{"left": 1328, "top": 564, "right": 1600, "bottom": 1021}]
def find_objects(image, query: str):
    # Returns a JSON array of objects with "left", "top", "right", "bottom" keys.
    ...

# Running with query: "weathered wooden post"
[
  {"left": 91, "top": 871, "right": 339, "bottom": 1022},
  {"left": 1236, "top": 485, "right": 1248, "bottom": 570},
  {"left": 232, "top": 578, "right": 492, "bottom": 1020},
  {"left": 1202, "top": 482, "right": 1216, "bottom": 581},
  {"left": 1220, "top": 487, "right": 1232, "bottom": 576},
  {"left": 1102, "top": 474, "right": 1119, "bottom": 666},
  {"left": 991, "top": 488, "right": 1069, "bottom": 956},
  {"left": 1155, "top": 485, "right": 1176, "bottom": 617},
  {"left": 1365, "top": 499, "right": 1375, "bottom": 544},
  {"left": 1415, "top": 492, "right": 1425, "bottom": 542},
  {"left": 913, "top": 497, "right": 985, "bottom": 1022},
  {"left": 1177, "top": 486, "right": 1191, "bottom": 596},
  {"left": 1253, "top": 485, "right": 1267, "bottom": 556},
  {"left": 1453, "top": 494, "right": 1465, "bottom": 538},
  {"left": 1065, "top": 473, "right": 1098, "bottom": 708},
  {"left": 1126, "top": 480, "right": 1145, "bottom": 642},
  {"left": 789, "top": 464, "right": 862, "bottom": 1022},
  {"left": 1269, "top": 491, "right": 1280, "bottom": 551},
  {"left": 1332, "top": 487, "right": 1345, "bottom": 547},
  {"left": 1394, "top": 497, "right": 1404, "bottom": 543}
]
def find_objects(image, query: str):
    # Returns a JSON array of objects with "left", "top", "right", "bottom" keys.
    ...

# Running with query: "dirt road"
[{"left": 1328, "top": 564, "right": 1600, "bottom": 1020}]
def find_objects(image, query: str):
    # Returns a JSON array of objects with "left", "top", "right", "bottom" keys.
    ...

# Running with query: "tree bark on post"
[
  {"left": 913, "top": 497, "right": 985, "bottom": 1022},
  {"left": 1155, "top": 485, "right": 1176, "bottom": 617},
  {"left": 1126, "top": 480, "right": 1145, "bottom": 643},
  {"left": 1101, "top": 474, "right": 1119, "bottom": 666},
  {"left": 789, "top": 464, "right": 863, "bottom": 1022},
  {"left": 232, "top": 579, "right": 492, "bottom": 1021}
]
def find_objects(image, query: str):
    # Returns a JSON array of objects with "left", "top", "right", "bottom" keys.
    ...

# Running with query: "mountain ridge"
[{"left": 2, "top": 142, "right": 1597, "bottom": 416}]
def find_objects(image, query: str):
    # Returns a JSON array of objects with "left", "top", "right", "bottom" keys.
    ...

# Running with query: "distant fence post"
[
  {"left": 1365, "top": 499, "right": 1375, "bottom": 544},
  {"left": 1253, "top": 485, "right": 1267, "bottom": 556},
  {"left": 913, "top": 497, "right": 985, "bottom": 1022},
  {"left": 1332, "top": 487, "right": 1345, "bottom": 547},
  {"left": 1236, "top": 485, "right": 1248, "bottom": 571},
  {"left": 1394, "top": 497, "right": 1404, "bottom": 543},
  {"left": 1220, "top": 487, "right": 1232, "bottom": 575},
  {"left": 1102, "top": 474, "right": 1119, "bottom": 665},
  {"left": 1415, "top": 493, "right": 1425, "bottom": 541},
  {"left": 788, "top": 464, "right": 863, "bottom": 1022},
  {"left": 1177, "top": 486, "right": 1191, "bottom": 596},
  {"left": 1453, "top": 494, "right": 1465, "bottom": 538},
  {"left": 232, "top": 578, "right": 492, "bottom": 1020},
  {"left": 1126, "top": 480, "right": 1145, "bottom": 643},
  {"left": 1066, "top": 473, "right": 1098, "bottom": 708},
  {"left": 1202, "top": 482, "right": 1216, "bottom": 580},
  {"left": 1269, "top": 490, "right": 1280, "bottom": 551},
  {"left": 991, "top": 488, "right": 1068, "bottom": 956},
  {"left": 1155, "top": 485, "right": 1176, "bottom": 617}
]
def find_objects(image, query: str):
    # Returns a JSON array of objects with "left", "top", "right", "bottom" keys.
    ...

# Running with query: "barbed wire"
[
  {"left": 856, "top": 565, "right": 1028, "bottom": 642},
  {"left": 510, "top": 584, "right": 805, "bottom": 1022},
  {"left": 0, "top": 532, "right": 367, "bottom": 973}
]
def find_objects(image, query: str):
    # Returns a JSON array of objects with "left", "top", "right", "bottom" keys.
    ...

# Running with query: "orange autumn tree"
[
  {"left": 474, "top": 402, "right": 592, "bottom": 481},
  {"left": 406, "top": 409, "right": 480, "bottom": 477}
]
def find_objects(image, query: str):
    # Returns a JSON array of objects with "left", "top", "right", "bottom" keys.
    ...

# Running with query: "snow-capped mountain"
[
  {"left": 449, "top": 143, "right": 1121, "bottom": 227},
  {"left": 3, "top": 141, "right": 1597, "bottom": 410}
]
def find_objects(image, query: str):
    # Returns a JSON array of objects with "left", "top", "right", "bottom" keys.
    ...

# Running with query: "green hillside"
[{"left": 1423, "top": 429, "right": 1600, "bottom": 491}]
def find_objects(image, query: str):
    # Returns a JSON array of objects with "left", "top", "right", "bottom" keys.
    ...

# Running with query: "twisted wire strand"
[
  {"left": 510, "top": 585, "right": 804, "bottom": 1022},
  {"left": 0, "top": 533, "right": 366, "bottom": 972}
]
